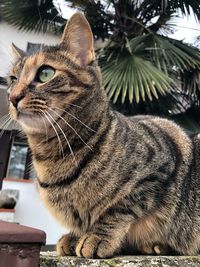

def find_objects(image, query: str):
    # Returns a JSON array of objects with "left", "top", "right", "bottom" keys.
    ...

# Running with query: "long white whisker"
[
  {"left": 0, "top": 116, "right": 11, "bottom": 129},
  {"left": 39, "top": 113, "right": 49, "bottom": 145},
  {"left": 13, "top": 121, "right": 19, "bottom": 132},
  {"left": 54, "top": 107, "right": 95, "bottom": 133},
  {"left": 0, "top": 114, "right": 10, "bottom": 120},
  {"left": 40, "top": 110, "right": 64, "bottom": 159},
  {"left": 0, "top": 114, "right": 10, "bottom": 125},
  {"left": 66, "top": 103, "right": 82, "bottom": 109},
  {"left": 45, "top": 110, "right": 78, "bottom": 166},
  {"left": 48, "top": 107, "right": 93, "bottom": 151},
  {"left": 0, "top": 118, "right": 12, "bottom": 138}
]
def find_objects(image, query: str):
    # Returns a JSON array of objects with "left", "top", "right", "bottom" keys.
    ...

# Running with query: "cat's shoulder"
[
  {"left": 128, "top": 115, "right": 193, "bottom": 155},
  {"left": 129, "top": 114, "right": 183, "bottom": 130},
  {"left": 115, "top": 112, "right": 192, "bottom": 144}
]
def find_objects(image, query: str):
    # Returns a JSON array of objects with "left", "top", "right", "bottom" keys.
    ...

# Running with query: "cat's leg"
[
  {"left": 75, "top": 214, "right": 133, "bottom": 258},
  {"left": 56, "top": 233, "right": 79, "bottom": 256}
]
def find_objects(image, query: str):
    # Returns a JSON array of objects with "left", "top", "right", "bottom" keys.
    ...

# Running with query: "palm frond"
[
  {"left": 99, "top": 46, "right": 173, "bottom": 104},
  {"left": 0, "top": 0, "right": 64, "bottom": 33},
  {"left": 99, "top": 33, "right": 200, "bottom": 104},
  {"left": 148, "top": 35, "right": 200, "bottom": 94},
  {"left": 139, "top": 0, "right": 200, "bottom": 21}
]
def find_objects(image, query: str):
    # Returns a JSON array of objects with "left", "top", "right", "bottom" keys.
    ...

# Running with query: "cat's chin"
[{"left": 17, "top": 113, "right": 47, "bottom": 134}]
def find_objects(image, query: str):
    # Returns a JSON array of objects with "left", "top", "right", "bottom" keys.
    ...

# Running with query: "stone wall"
[{"left": 40, "top": 252, "right": 200, "bottom": 267}]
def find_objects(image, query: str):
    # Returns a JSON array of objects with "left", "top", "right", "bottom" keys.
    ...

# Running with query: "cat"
[{"left": 7, "top": 13, "right": 200, "bottom": 258}]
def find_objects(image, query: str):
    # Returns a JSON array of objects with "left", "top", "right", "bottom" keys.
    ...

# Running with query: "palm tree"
[{"left": 1, "top": 0, "right": 200, "bottom": 123}]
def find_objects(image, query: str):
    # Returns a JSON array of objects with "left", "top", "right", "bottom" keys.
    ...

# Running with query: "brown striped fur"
[{"left": 8, "top": 13, "right": 200, "bottom": 258}]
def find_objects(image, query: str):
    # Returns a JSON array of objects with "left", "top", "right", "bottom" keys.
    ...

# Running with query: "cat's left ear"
[
  {"left": 11, "top": 43, "right": 26, "bottom": 60},
  {"left": 60, "top": 13, "right": 95, "bottom": 66}
]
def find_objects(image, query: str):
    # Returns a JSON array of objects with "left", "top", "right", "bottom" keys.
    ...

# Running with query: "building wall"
[
  {"left": 2, "top": 179, "right": 66, "bottom": 244},
  {"left": 0, "top": 22, "right": 59, "bottom": 77}
]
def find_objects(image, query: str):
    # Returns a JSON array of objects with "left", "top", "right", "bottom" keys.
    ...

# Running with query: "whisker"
[
  {"left": 39, "top": 109, "right": 64, "bottom": 159},
  {"left": 0, "top": 116, "right": 11, "bottom": 129},
  {"left": 25, "top": 160, "right": 34, "bottom": 179},
  {"left": 67, "top": 103, "right": 82, "bottom": 109},
  {"left": 13, "top": 121, "right": 20, "bottom": 132},
  {"left": 45, "top": 110, "right": 78, "bottom": 167},
  {"left": 39, "top": 113, "right": 49, "bottom": 145},
  {"left": 54, "top": 107, "right": 95, "bottom": 133},
  {"left": 0, "top": 114, "right": 10, "bottom": 125},
  {"left": 48, "top": 107, "right": 93, "bottom": 151},
  {"left": 0, "top": 114, "right": 10, "bottom": 119},
  {"left": 0, "top": 118, "right": 12, "bottom": 138},
  {"left": 12, "top": 119, "right": 24, "bottom": 134}
]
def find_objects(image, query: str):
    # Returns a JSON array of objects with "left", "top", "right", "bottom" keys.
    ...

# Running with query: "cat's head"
[{"left": 8, "top": 13, "right": 103, "bottom": 134}]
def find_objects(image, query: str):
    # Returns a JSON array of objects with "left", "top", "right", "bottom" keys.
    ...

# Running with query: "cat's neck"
[{"left": 27, "top": 93, "right": 112, "bottom": 161}]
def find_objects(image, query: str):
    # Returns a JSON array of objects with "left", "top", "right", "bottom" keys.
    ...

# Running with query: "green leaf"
[
  {"left": 0, "top": 0, "right": 64, "bottom": 33},
  {"left": 100, "top": 47, "right": 173, "bottom": 104}
]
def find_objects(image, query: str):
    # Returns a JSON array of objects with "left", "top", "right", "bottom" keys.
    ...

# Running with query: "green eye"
[{"left": 38, "top": 66, "right": 55, "bottom": 83}]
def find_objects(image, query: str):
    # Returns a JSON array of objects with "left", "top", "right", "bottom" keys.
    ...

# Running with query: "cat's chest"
[{"left": 39, "top": 184, "right": 92, "bottom": 234}]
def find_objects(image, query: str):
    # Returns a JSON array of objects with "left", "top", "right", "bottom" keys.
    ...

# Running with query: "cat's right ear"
[
  {"left": 11, "top": 43, "right": 26, "bottom": 60},
  {"left": 60, "top": 13, "right": 95, "bottom": 66}
]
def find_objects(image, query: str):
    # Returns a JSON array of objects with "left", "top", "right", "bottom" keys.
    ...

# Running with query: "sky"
[
  {"left": 54, "top": 0, "right": 200, "bottom": 46},
  {"left": 167, "top": 10, "right": 200, "bottom": 45}
]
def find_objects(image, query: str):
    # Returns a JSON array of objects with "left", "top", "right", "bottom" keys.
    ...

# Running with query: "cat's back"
[{"left": 114, "top": 112, "right": 193, "bottom": 169}]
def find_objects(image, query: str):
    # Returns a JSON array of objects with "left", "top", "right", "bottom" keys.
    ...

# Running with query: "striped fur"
[{"left": 8, "top": 13, "right": 200, "bottom": 258}]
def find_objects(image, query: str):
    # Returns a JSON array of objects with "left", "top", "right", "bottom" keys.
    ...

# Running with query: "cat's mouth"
[
  {"left": 13, "top": 109, "right": 46, "bottom": 131},
  {"left": 10, "top": 101, "right": 59, "bottom": 133},
  {"left": 18, "top": 110, "right": 37, "bottom": 117},
  {"left": 16, "top": 108, "right": 39, "bottom": 118},
  {"left": 15, "top": 108, "right": 58, "bottom": 133}
]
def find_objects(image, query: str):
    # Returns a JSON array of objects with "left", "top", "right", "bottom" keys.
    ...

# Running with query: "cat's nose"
[
  {"left": 9, "top": 83, "right": 26, "bottom": 108},
  {"left": 10, "top": 93, "right": 25, "bottom": 108}
]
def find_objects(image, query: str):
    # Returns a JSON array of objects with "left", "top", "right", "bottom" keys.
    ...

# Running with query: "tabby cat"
[{"left": 7, "top": 13, "right": 200, "bottom": 258}]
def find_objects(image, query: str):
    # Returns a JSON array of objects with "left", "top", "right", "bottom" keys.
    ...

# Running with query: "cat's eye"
[
  {"left": 10, "top": 75, "right": 17, "bottom": 82},
  {"left": 37, "top": 66, "right": 55, "bottom": 83}
]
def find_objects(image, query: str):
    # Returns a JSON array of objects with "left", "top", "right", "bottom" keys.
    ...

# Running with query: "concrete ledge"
[{"left": 40, "top": 252, "right": 200, "bottom": 267}]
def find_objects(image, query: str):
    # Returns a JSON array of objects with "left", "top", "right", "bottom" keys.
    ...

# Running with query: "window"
[
  {"left": 7, "top": 143, "right": 28, "bottom": 178},
  {"left": 6, "top": 135, "right": 36, "bottom": 180}
]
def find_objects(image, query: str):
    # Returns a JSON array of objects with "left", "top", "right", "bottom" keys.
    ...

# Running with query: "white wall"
[
  {"left": 0, "top": 22, "right": 59, "bottom": 77},
  {"left": 2, "top": 180, "right": 67, "bottom": 245}
]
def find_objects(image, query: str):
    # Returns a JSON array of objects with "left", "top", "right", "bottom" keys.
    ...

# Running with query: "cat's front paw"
[
  {"left": 76, "top": 234, "right": 117, "bottom": 258},
  {"left": 56, "top": 233, "right": 78, "bottom": 256}
]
